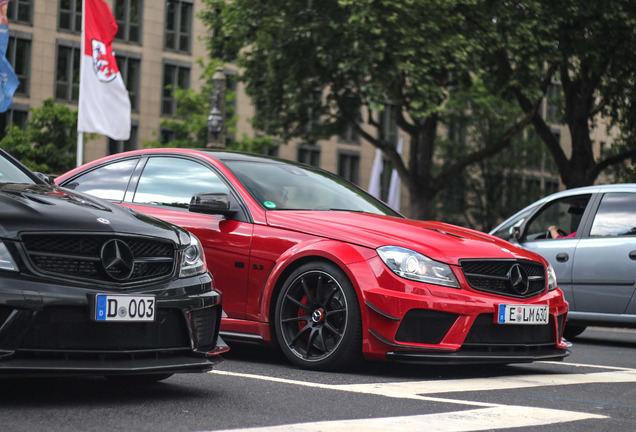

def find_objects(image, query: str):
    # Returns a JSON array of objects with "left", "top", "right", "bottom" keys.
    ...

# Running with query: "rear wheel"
[{"left": 274, "top": 261, "right": 362, "bottom": 371}]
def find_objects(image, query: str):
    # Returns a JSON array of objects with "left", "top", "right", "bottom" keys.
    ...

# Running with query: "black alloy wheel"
[{"left": 274, "top": 261, "right": 362, "bottom": 371}]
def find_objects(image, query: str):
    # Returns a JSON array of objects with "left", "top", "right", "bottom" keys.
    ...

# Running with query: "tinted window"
[
  {"left": 225, "top": 159, "right": 400, "bottom": 215},
  {"left": 64, "top": 159, "right": 138, "bottom": 201},
  {"left": 525, "top": 194, "right": 591, "bottom": 240},
  {"left": 590, "top": 193, "right": 636, "bottom": 237},
  {"left": 0, "top": 154, "right": 35, "bottom": 184},
  {"left": 133, "top": 157, "right": 228, "bottom": 208}
]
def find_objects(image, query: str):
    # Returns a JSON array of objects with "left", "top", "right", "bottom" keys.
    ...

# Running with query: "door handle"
[
  {"left": 629, "top": 251, "right": 636, "bottom": 261},
  {"left": 556, "top": 253, "right": 569, "bottom": 262}
]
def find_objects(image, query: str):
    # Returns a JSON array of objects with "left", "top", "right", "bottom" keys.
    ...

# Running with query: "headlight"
[
  {"left": 179, "top": 234, "right": 207, "bottom": 278},
  {"left": 377, "top": 245, "right": 459, "bottom": 288},
  {"left": 547, "top": 264, "right": 558, "bottom": 291},
  {"left": 0, "top": 241, "right": 18, "bottom": 272}
]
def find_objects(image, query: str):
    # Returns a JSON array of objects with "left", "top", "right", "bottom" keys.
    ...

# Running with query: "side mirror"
[
  {"left": 35, "top": 172, "right": 54, "bottom": 184},
  {"left": 508, "top": 226, "right": 520, "bottom": 242},
  {"left": 189, "top": 192, "right": 236, "bottom": 217}
]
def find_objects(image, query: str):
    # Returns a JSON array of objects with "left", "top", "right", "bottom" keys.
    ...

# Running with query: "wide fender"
[{"left": 259, "top": 238, "right": 377, "bottom": 320}]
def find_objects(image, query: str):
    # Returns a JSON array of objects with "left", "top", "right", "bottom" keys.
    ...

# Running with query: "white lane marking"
[
  {"left": 208, "top": 406, "right": 606, "bottom": 432},
  {"left": 543, "top": 360, "right": 636, "bottom": 370},
  {"left": 212, "top": 368, "right": 636, "bottom": 400}
]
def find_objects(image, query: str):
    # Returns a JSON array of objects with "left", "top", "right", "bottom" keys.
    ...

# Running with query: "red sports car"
[{"left": 56, "top": 148, "right": 569, "bottom": 370}]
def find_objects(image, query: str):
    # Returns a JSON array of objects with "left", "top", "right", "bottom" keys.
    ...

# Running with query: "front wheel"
[{"left": 274, "top": 261, "right": 363, "bottom": 371}]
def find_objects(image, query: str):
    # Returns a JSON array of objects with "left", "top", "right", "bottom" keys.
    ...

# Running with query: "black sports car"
[{"left": 0, "top": 149, "right": 227, "bottom": 381}]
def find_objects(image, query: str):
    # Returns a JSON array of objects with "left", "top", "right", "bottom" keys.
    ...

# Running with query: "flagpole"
[
  {"left": 77, "top": 133, "right": 84, "bottom": 167},
  {"left": 77, "top": 0, "right": 85, "bottom": 167}
]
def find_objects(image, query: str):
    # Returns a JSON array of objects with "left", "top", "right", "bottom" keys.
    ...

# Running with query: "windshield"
[
  {"left": 224, "top": 159, "right": 401, "bottom": 216},
  {"left": 0, "top": 152, "right": 36, "bottom": 184}
]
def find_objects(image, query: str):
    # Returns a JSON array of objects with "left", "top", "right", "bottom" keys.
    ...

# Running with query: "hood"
[
  {"left": 0, "top": 183, "right": 188, "bottom": 245},
  {"left": 265, "top": 211, "right": 543, "bottom": 266}
]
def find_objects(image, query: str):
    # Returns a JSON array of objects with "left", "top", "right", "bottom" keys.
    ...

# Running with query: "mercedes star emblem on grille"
[
  {"left": 507, "top": 263, "right": 529, "bottom": 295},
  {"left": 100, "top": 239, "right": 135, "bottom": 281}
]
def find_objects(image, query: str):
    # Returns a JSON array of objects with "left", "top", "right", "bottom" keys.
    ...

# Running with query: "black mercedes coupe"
[{"left": 0, "top": 149, "right": 227, "bottom": 381}]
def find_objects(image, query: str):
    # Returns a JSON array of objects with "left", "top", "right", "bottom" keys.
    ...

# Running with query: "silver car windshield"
[
  {"left": 0, "top": 154, "right": 36, "bottom": 184},
  {"left": 224, "top": 159, "right": 400, "bottom": 216}
]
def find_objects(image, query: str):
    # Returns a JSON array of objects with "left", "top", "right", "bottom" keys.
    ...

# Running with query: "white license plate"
[
  {"left": 496, "top": 304, "right": 549, "bottom": 325},
  {"left": 95, "top": 294, "right": 156, "bottom": 322}
]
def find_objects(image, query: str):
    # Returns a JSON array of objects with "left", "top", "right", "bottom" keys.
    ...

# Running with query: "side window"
[
  {"left": 590, "top": 193, "right": 636, "bottom": 237},
  {"left": 63, "top": 159, "right": 139, "bottom": 201},
  {"left": 133, "top": 157, "right": 229, "bottom": 208},
  {"left": 490, "top": 207, "right": 534, "bottom": 240},
  {"left": 525, "top": 194, "right": 591, "bottom": 240}
]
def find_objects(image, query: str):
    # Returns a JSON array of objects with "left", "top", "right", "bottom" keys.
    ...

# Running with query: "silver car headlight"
[
  {"left": 377, "top": 245, "right": 459, "bottom": 288},
  {"left": 0, "top": 241, "right": 18, "bottom": 272},
  {"left": 547, "top": 264, "right": 558, "bottom": 291},
  {"left": 179, "top": 234, "right": 207, "bottom": 278}
]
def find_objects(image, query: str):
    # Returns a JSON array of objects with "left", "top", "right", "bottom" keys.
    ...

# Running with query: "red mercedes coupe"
[{"left": 56, "top": 148, "right": 569, "bottom": 370}]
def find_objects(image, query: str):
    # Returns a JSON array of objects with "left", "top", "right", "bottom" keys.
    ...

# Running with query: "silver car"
[{"left": 490, "top": 184, "right": 636, "bottom": 339}]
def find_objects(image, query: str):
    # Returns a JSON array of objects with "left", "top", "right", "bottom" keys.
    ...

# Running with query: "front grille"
[
  {"left": 190, "top": 307, "right": 220, "bottom": 351},
  {"left": 464, "top": 313, "right": 554, "bottom": 346},
  {"left": 18, "top": 306, "right": 190, "bottom": 351},
  {"left": 460, "top": 259, "right": 546, "bottom": 298},
  {"left": 21, "top": 233, "right": 176, "bottom": 285},
  {"left": 395, "top": 309, "right": 458, "bottom": 344}
]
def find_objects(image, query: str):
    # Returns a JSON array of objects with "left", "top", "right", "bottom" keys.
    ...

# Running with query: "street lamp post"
[{"left": 207, "top": 67, "right": 226, "bottom": 148}]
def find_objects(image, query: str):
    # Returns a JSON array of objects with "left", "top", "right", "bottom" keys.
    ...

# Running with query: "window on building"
[
  {"left": 108, "top": 123, "right": 138, "bottom": 155},
  {"left": 59, "top": 0, "right": 82, "bottom": 33},
  {"left": 447, "top": 117, "right": 467, "bottom": 146},
  {"left": 7, "top": 33, "right": 31, "bottom": 96},
  {"left": 546, "top": 83, "right": 562, "bottom": 123},
  {"left": 7, "top": 0, "right": 33, "bottom": 24},
  {"left": 380, "top": 104, "right": 398, "bottom": 145},
  {"left": 339, "top": 124, "right": 360, "bottom": 144},
  {"left": 55, "top": 41, "right": 81, "bottom": 103},
  {"left": 160, "top": 127, "right": 175, "bottom": 144},
  {"left": 161, "top": 61, "right": 190, "bottom": 116},
  {"left": 116, "top": 53, "right": 141, "bottom": 111},
  {"left": 338, "top": 151, "right": 360, "bottom": 184},
  {"left": 164, "top": 0, "right": 193, "bottom": 53},
  {"left": 298, "top": 145, "right": 321, "bottom": 167},
  {"left": 0, "top": 105, "right": 29, "bottom": 140},
  {"left": 115, "top": 0, "right": 142, "bottom": 43},
  {"left": 305, "top": 88, "right": 323, "bottom": 136}
]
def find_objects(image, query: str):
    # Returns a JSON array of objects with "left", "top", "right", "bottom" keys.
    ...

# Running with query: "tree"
[
  {"left": 0, "top": 99, "right": 77, "bottom": 174},
  {"left": 204, "top": 0, "right": 534, "bottom": 219},
  {"left": 481, "top": 0, "right": 636, "bottom": 188}
]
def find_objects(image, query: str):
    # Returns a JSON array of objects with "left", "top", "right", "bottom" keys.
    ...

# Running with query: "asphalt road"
[{"left": 1, "top": 327, "right": 635, "bottom": 432}]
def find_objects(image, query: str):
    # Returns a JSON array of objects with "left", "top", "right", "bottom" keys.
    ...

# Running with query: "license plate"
[
  {"left": 496, "top": 304, "right": 549, "bottom": 325},
  {"left": 94, "top": 294, "right": 156, "bottom": 322}
]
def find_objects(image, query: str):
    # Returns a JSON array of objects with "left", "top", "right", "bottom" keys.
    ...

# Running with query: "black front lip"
[{"left": 386, "top": 347, "right": 570, "bottom": 365}]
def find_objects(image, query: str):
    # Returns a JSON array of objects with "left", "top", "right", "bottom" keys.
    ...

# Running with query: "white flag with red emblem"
[{"left": 77, "top": 0, "right": 131, "bottom": 140}]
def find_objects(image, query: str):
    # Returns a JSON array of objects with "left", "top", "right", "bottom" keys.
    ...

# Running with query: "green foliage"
[
  {"left": 204, "top": 0, "right": 532, "bottom": 219},
  {"left": 0, "top": 99, "right": 77, "bottom": 174}
]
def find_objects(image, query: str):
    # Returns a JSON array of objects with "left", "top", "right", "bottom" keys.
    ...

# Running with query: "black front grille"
[
  {"left": 21, "top": 233, "right": 176, "bottom": 285},
  {"left": 395, "top": 309, "right": 458, "bottom": 344},
  {"left": 19, "top": 306, "right": 190, "bottom": 351},
  {"left": 460, "top": 259, "right": 546, "bottom": 298},
  {"left": 464, "top": 313, "right": 554, "bottom": 346},
  {"left": 190, "top": 307, "right": 220, "bottom": 351}
]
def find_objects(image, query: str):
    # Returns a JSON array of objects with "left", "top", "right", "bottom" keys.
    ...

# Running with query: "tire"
[
  {"left": 563, "top": 324, "right": 587, "bottom": 340},
  {"left": 274, "top": 261, "right": 363, "bottom": 371},
  {"left": 104, "top": 373, "right": 174, "bottom": 384}
]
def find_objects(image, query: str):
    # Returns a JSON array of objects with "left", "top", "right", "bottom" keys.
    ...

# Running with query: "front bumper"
[
  {"left": 352, "top": 258, "right": 570, "bottom": 364},
  {"left": 0, "top": 272, "right": 229, "bottom": 375}
]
